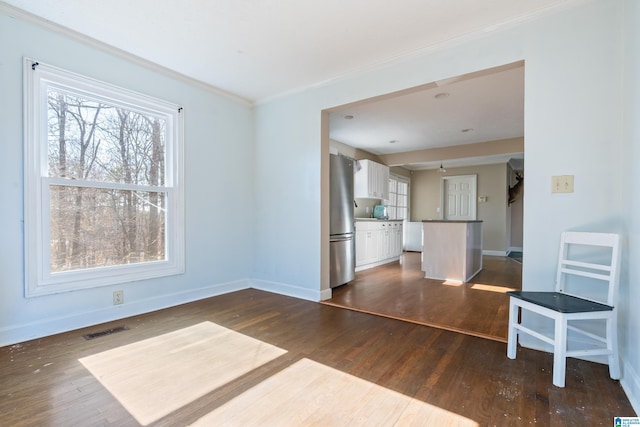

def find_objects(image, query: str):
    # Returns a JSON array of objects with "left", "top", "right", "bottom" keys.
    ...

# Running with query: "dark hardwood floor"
[
  {"left": 0, "top": 288, "right": 634, "bottom": 426},
  {"left": 326, "top": 252, "right": 521, "bottom": 342}
]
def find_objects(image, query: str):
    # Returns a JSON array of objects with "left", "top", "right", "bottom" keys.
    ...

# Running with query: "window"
[
  {"left": 24, "top": 59, "right": 184, "bottom": 296},
  {"left": 387, "top": 175, "right": 409, "bottom": 220}
]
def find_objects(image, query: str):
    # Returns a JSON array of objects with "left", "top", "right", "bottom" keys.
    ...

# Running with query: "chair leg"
[
  {"left": 507, "top": 299, "right": 518, "bottom": 359},
  {"left": 553, "top": 317, "right": 567, "bottom": 387},
  {"left": 607, "top": 316, "right": 621, "bottom": 380}
]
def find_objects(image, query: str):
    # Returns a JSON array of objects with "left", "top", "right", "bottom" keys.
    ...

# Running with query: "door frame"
[{"left": 440, "top": 174, "right": 478, "bottom": 220}]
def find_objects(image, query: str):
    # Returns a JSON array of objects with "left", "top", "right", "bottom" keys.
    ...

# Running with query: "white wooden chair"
[{"left": 506, "top": 231, "right": 621, "bottom": 387}]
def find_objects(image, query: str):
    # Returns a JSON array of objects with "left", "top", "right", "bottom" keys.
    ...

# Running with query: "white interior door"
[{"left": 441, "top": 175, "right": 477, "bottom": 220}]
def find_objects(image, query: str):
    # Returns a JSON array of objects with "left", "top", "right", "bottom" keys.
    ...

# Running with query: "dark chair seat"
[
  {"left": 507, "top": 291, "right": 613, "bottom": 313},
  {"left": 506, "top": 231, "right": 621, "bottom": 387}
]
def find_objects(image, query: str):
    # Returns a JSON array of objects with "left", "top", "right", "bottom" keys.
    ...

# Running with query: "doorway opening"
[{"left": 321, "top": 61, "right": 525, "bottom": 340}]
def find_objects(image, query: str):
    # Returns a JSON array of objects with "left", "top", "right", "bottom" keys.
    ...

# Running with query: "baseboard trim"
[
  {"left": 483, "top": 250, "right": 507, "bottom": 256},
  {"left": 0, "top": 279, "right": 251, "bottom": 347},
  {"left": 355, "top": 256, "right": 400, "bottom": 272},
  {"left": 251, "top": 279, "right": 327, "bottom": 302},
  {"left": 621, "top": 359, "right": 640, "bottom": 414},
  {"left": 319, "top": 287, "right": 333, "bottom": 301}
]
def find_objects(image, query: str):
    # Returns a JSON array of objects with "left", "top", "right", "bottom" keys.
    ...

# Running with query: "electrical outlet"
[{"left": 113, "top": 290, "right": 124, "bottom": 305}]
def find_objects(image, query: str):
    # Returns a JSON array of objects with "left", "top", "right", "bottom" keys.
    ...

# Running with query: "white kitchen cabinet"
[
  {"left": 392, "top": 222, "right": 403, "bottom": 257},
  {"left": 355, "top": 228, "right": 367, "bottom": 266},
  {"left": 355, "top": 220, "right": 403, "bottom": 271},
  {"left": 354, "top": 160, "right": 390, "bottom": 200},
  {"left": 378, "top": 222, "right": 392, "bottom": 260},
  {"left": 355, "top": 223, "right": 379, "bottom": 267}
]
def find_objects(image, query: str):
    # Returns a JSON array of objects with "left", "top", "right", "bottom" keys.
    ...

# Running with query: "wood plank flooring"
[
  {"left": 0, "top": 288, "right": 634, "bottom": 426},
  {"left": 326, "top": 252, "right": 521, "bottom": 342}
]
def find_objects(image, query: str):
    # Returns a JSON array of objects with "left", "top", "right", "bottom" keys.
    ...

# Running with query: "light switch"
[
  {"left": 552, "top": 175, "right": 574, "bottom": 193},
  {"left": 478, "top": 196, "right": 487, "bottom": 203}
]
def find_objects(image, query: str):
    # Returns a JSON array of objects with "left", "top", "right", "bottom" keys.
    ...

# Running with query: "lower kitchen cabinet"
[
  {"left": 355, "top": 225, "right": 379, "bottom": 266},
  {"left": 355, "top": 220, "right": 403, "bottom": 271}
]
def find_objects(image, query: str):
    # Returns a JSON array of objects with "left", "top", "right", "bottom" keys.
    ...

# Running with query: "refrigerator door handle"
[{"left": 330, "top": 235, "right": 353, "bottom": 243}]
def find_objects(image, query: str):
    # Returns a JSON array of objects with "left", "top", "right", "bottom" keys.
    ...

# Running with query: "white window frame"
[
  {"left": 387, "top": 174, "right": 410, "bottom": 221},
  {"left": 23, "top": 58, "right": 185, "bottom": 297}
]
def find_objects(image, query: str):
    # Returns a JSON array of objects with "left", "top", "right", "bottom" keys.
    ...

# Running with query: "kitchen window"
[
  {"left": 387, "top": 175, "right": 409, "bottom": 220},
  {"left": 23, "top": 59, "right": 184, "bottom": 296}
]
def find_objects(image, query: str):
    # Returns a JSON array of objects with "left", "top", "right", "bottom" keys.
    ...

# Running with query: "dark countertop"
[
  {"left": 422, "top": 220, "right": 483, "bottom": 223},
  {"left": 355, "top": 218, "right": 404, "bottom": 222}
]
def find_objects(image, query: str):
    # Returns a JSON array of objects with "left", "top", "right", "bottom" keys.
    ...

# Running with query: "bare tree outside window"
[{"left": 47, "top": 91, "right": 167, "bottom": 272}]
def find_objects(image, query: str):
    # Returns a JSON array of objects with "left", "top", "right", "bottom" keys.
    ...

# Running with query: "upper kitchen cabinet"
[{"left": 354, "top": 160, "right": 389, "bottom": 200}]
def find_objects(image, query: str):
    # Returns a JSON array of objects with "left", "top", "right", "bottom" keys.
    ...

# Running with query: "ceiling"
[
  {"left": 2, "top": 0, "right": 579, "bottom": 170},
  {"left": 329, "top": 63, "right": 524, "bottom": 169},
  {"left": 3, "top": 0, "right": 581, "bottom": 103}
]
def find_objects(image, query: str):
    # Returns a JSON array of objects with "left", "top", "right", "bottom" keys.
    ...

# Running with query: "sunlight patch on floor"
[
  {"left": 79, "top": 321, "right": 286, "bottom": 426},
  {"left": 189, "top": 358, "right": 478, "bottom": 426},
  {"left": 470, "top": 283, "right": 516, "bottom": 293},
  {"left": 442, "top": 279, "right": 464, "bottom": 286}
]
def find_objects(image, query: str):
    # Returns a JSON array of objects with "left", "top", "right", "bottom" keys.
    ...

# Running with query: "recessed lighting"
[
  {"left": 434, "top": 92, "right": 450, "bottom": 99},
  {"left": 389, "top": 140, "right": 398, "bottom": 144},
  {"left": 344, "top": 115, "right": 354, "bottom": 120},
  {"left": 461, "top": 128, "right": 474, "bottom": 133}
]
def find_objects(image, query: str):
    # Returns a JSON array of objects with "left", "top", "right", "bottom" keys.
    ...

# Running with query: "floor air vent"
[{"left": 83, "top": 325, "right": 129, "bottom": 340}]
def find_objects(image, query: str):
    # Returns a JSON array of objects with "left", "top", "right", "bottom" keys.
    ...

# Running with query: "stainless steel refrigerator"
[{"left": 329, "top": 154, "right": 355, "bottom": 288}]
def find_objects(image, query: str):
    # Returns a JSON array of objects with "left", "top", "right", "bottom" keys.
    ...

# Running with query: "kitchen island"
[{"left": 421, "top": 220, "right": 483, "bottom": 282}]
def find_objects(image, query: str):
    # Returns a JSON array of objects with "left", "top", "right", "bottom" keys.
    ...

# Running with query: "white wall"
[
  {"left": 253, "top": 0, "right": 637, "bottom": 410},
  {"left": 251, "top": 99, "right": 329, "bottom": 300},
  {"left": 621, "top": 0, "right": 640, "bottom": 411},
  {"left": 0, "top": 12, "right": 255, "bottom": 345}
]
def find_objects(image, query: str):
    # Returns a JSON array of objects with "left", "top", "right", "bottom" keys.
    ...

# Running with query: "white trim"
[
  {"left": 45, "top": 177, "right": 170, "bottom": 193},
  {"left": 251, "top": 279, "right": 329, "bottom": 302},
  {"left": 483, "top": 250, "right": 508, "bottom": 256},
  {"left": 387, "top": 173, "right": 410, "bottom": 221},
  {"left": 355, "top": 256, "right": 401, "bottom": 272},
  {"left": 24, "top": 58, "right": 185, "bottom": 296},
  {"left": 621, "top": 359, "right": 640, "bottom": 415},
  {"left": 0, "top": 279, "right": 251, "bottom": 347},
  {"left": 508, "top": 246, "right": 523, "bottom": 254},
  {"left": 319, "top": 288, "right": 333, "bottom": 301}
]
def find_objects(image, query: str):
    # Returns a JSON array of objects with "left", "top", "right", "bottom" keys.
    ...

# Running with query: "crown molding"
[
  {"left": 0, "top": 1, "right": 253, "bottom": 107},
  {"left": 255, "top": 0, "right": 593, "bottom": 106}
]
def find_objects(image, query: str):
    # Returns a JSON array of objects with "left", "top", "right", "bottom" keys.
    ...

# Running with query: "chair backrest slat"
[
  {"left": 560, "top": 267, "right": 611, "bottom": 282},
  {"left": 561, "top": 259, "right": 612, "bottom": 272},
  {"left": 562, "top": 231, "right": 619, "bottom": 246},
  {"left": 555, "top": 231, "right": 620, "bottom": 307}
]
